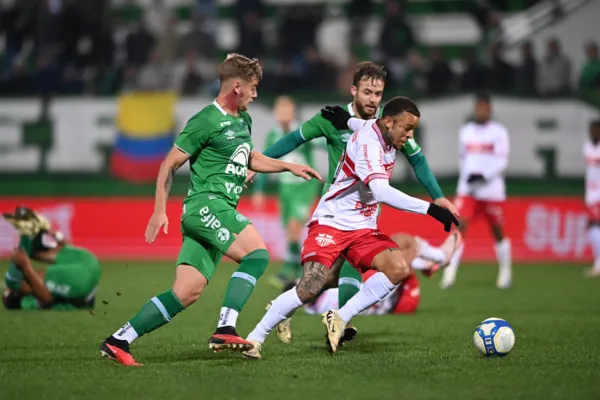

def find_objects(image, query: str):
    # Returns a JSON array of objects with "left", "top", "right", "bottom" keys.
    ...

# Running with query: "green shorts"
[
  {"left": 45, "top": 248, "right": 101, "bottom": 304},
  {"left": 279, "top": 181, "right": 319, "bottom": 226},
  {"left": 177, "top": 196, "right": 251, "bottom": 281}
]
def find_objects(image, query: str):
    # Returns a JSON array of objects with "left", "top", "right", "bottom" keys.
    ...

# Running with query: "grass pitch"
[{"left": 1, "top": 261, "right": 599, "bottom": 400}]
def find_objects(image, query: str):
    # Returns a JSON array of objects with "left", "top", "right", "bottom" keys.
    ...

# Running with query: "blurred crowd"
[{"left": 0, "top": 0, "right": 599, "bottom": 97}]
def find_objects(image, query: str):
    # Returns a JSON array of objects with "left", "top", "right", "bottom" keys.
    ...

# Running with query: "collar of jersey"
[{"left": 212, "top": 99, "right": 228, "bottom": 116}]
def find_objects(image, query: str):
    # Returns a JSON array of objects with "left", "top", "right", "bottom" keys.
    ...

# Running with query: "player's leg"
[
  {"left": 209, "top": 209, "right": 271, "bottom": 350},
  {"left": 100, "top": 236, "right": 212, "bottom": 366},
  {"left": 408, "top": 233, "right": 463, "bottom": 276},
  {"left": 484, "top": 201, "right": 511, "bottom": 289},
  {"left": 336, "top": 261, "right": 362, "bottom": 343},
  {"left": 585, "top": 219, "right": 600, "bottom": 277},
  {"left": 440, "top": 196, "right": 473, "bottom": 289},
  {"left": 391, "top": 272, "right": 420, "bottom": 314},
  {"left": 323, "top": 232, "right": 414, "bottom": 353},
  {"left": 243, "top": 257, "right": 344, "bottom": 359}
]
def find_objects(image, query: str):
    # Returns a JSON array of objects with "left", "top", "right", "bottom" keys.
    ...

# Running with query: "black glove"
[
  {"left": 427, "top": 203, "right": 459, "bottom": 232},
  {"left": 321, "top": 105, "right": 351, "bottom": 130},
  {"left": 467, "top": 173, "right": 486, "bottom": 184}
]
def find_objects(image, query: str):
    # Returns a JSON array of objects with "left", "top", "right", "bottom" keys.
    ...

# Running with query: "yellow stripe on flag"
[{"left": 117, "top": 92, "right": 178, "bottom": 137}]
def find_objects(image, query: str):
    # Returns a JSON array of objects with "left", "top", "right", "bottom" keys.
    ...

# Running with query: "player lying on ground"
[
  {"left": 252, "top": 96, "right": 321, "bottom": 289},
  {"left": 440, "top": 93, "right": 512, "bottom": 289},
  {"left": 3, "top": 207, "right": 100, "bottom": 310},
  {"left": 247, "top": 62, "right": 458, "bottom": 344},
  {"left": 271, "top": 232, "right": 461, "bottom": 344},
  {"left": 584, "top": 119, "right": 600, "bottom": 278},
  {"left": 242, "top": 97, "right": 459, "bottom": 358},
  {"left": 99, "top": 54, "right": 321, "bottom": 366}
]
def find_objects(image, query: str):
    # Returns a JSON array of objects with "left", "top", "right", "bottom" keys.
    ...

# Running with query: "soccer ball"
[{"left": 473, "top": 317, "right": 515, "bottom": 357}]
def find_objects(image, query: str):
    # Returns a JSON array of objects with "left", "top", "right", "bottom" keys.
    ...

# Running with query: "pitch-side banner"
[{"left": 0, "top": 197, "right": 591, "bottom": 263}]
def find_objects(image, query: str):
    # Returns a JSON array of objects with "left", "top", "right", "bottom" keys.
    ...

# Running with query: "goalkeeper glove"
[
  {"left": 321, "top": 105, "right": 351, "bottom": 130},
  {"left": 426, "top": 203, "right": 459, "bottom": 232}
]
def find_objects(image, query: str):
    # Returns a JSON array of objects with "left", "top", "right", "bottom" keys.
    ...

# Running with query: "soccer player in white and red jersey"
[
  {"left": 242, "top": 97, "right": 459, "bottom": 358},
  {"left": 440, "top": 93, "right": 512, "bottom": 289},
  {"left": 583, "top": 120, "right": 600, "bottom": 278}
]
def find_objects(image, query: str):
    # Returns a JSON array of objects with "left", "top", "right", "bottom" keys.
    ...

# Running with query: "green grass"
[{"left": 1, "top": 261, "right": 599, "bottom": 400}]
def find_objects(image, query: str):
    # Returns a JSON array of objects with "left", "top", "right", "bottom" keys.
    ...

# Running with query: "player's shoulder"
[
  {"left": 488, "top": 120, "right": 508, "bottom": 134},
  {"left": 187, "top": 103, "right": 222, "bottom": 125},
  {"left": 354, "top": 120, "right": 382, "bottom": 145}
]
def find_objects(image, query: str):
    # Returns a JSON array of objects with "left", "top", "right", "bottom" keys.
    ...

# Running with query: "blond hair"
[{"left": 219, "top": 53, "right": 263, "bottom": 83}]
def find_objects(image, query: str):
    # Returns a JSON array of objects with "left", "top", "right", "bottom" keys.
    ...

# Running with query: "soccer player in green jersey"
[
  {"left": 3, "top": 207, "right": 100, "bottom": 311},
  {"left": 98, "top": 54, "right": 321, "bottom": 366},
  {"left": 246, "top": 62, "right": 458, "bottom": 346},
  {"left": 252, "top": 96, "right": 320, "bottom": 289}
]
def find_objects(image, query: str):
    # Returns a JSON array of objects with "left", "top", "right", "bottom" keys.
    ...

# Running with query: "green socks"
[
  {"left": 112, "top": 289, "right": 185, "bottom": 343},
  {"left": 338, "top": 262, "right": 362, "bottom": 308},
  {"left": 279, "top": 242, "right": 302, "bottom": 280},
  {"left": 218, "top": 248, "right": 270, "bottom": 328}
]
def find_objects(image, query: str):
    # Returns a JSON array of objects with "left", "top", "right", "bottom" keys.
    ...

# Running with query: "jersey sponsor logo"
[
  {"left": 220, "top": 121, "right": 232, "bottom": 128},
  {"left": 225, "top": 182, "right": 243, "bottom": 195},
  {"left": 316, "top": 233, "right": 335, "bottom": 247},
  {"left": 216, "top": 227, "right": 230, "bottom": 243},
  {"left": 199, "top": 206, "right": 222, "bottom": 230},
  {"left": 465, "top": 143, "right": 495, "bottom": 153},
  {"left": 225, "top": 143, "right": 251, "bottom": 177},
  {"left": 46, "top": 280, "right": 71, "bottom": 296},
  {"left": 355, "top": 201, "right": 378, "bottom": 217}
]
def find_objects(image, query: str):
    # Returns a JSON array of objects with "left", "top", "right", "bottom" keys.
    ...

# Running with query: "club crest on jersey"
[
  {"left": 225, "top": 143, "right": 250, "bottom": 177},
  {"left": 316, "top": 233, "right": 335, "bottom": 247}
]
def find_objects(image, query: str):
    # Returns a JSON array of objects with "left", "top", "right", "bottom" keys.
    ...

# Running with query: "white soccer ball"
[{"left": 473, "top": 317, "right": 515, "bottom": 357}]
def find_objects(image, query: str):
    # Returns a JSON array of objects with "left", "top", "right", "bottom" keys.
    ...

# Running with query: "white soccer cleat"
[
  {"left": 242, "top": 339, "right": 263, "bottom": 360},
  {"left": 321, "top": 310, "right": 346, "bottom": 353},
  {"left": 440, "top": 231, "right": 463, "bottom": 268},
  {"left": 265, "top": 300, "right": 292, "bottom": 344}
]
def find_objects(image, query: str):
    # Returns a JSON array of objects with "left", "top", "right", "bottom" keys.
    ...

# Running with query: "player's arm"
[
  {"left": 483, "top": 128, "right": 509, "bottom": 181},
  {"left": 320, "top": 106, "right": 365, "bottom": 131},
  {"left": 248, "top": 151, "right": 322, "bottom": 180},
  {"left": 154, "top": 147, "right": 190, "bottom": 214},
  {"left": 11, "top": 248, "right": 53, "bottom": 308},
  {"left": 357, "top": 143, "right": 458, "bottom": 231}
]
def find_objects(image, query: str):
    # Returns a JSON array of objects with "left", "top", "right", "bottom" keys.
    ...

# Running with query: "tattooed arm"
[{"left": 145, "top": 147, "right": 190, "bottom": 243}]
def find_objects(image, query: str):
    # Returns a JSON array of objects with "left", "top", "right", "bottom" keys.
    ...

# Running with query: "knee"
[
  {"left": 173, "top": 285, "right": 202, "bottom": 307},
  {"left": 295, "top": 277, "right": 326, "bottom": 303},
  {"left": 172, "top": 265, "right": 207, "bottom": 307},
  {"left": 383, "top": 257, "right": 410, "bottom": 285}
]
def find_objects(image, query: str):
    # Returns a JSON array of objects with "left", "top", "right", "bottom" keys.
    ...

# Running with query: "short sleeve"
[
  {"left": 400, "top": 137, "right": 422, "bottom": 157},
  {"left": 299, "top": 113, "right": 328, "bottom": 141},
  {"left": 355, "top": 142, "right": 388, "bottom": 185},
  {"left": 174, "top": 115, "right": 211, "bottom": 156}
]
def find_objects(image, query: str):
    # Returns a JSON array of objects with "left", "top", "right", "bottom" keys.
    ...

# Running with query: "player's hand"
[
  {"left": 321, "top": 105, "right": 351, "bottom": 130},
  {"left": 252, "top": 192, "right": 266, "bottom": 210},
  {"left": 287, "top": 164, "right": 322, "bottom": 181},
  {"left": 145, "top": 211, "right": 169, "bottom": 244},
  {"left": 245, "top": 170, "right": 257, "bottom": 187},
  {"left": 11, "top": 247, "right": 29, "bottom": 268},
  {"left": 467, "top": 173, "right": 486, "bottom": 184},
  {"left": 426, "top": 203, "right": 459, "bottom": 232},
  {"left": 434, "top": 197, "right": 460, "bottom": 218}
]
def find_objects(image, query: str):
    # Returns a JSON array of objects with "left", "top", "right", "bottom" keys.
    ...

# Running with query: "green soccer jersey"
[
  {"left": 175, "top": 100, "right": 254, "bottom": 213},
  {"left": 299, "top": 102, "right": 422, "bottom": 190},
  {"left": 264, "top": 122, "right": 315, "bottom": 185}
]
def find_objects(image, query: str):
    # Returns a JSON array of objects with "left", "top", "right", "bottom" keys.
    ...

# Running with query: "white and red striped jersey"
[
  {"left": 310, "top": 119, "right": 395, "bottom": 230},
  {"left": 584, "top": 140, "right": 600, "bottom": 206},
  {"left": 456, "top": 121, "right": 509, "bottom": 201}
]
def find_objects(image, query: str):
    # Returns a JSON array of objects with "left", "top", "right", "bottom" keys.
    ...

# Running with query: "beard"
[{"left": 355, "top": 102, "right": 378, "bottom": 120}]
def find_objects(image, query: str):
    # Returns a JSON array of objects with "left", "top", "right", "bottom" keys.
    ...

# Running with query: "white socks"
[
  {"left": 411, "top": 257, "right": 433, "bottom": 270},
  {"left": 112, "top": 322, "right": 139, "bottom": 344},
  {"left": 417, "top": 239, "right": 447, "bottom": 264},
  {"left": 338, "top": 272, "right": 397, "bottom": 323},
  {"left": 247, "top": 288, "right": 303, "bottom": 344},
  {"left": 217, "top": 307, "right": 239, "bottom": 328},
  {"left": 494, "top": 239, "right": 512, "bottom": 269},
  {"left": 588, "top": 227, "right": 600, "bottom": 270}
]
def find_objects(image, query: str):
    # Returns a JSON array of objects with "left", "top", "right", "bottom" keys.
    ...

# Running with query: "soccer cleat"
[
  {"left": 265, "top": 300, "right": 293, "bottom": 344},
  {"left": 338, "top": 322, "right": 358, "bottom": 347},
  {"left": 209, "top": 326, "right": 254, "bottom": 352},
  {"left": 242, "top": 339, "right": 263, "bottom": 359},
  {"left": 321, "top": 310, "right": 346, "bottom": 353},
  {"left": 99, "top": 337, "right": 142, "bottom": 366},
  {"left": 441, "top": 231, "right": 463, "bottom": 267},
  {"left": 583, "top": 267, "right": 600, "bottom": 278}
]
